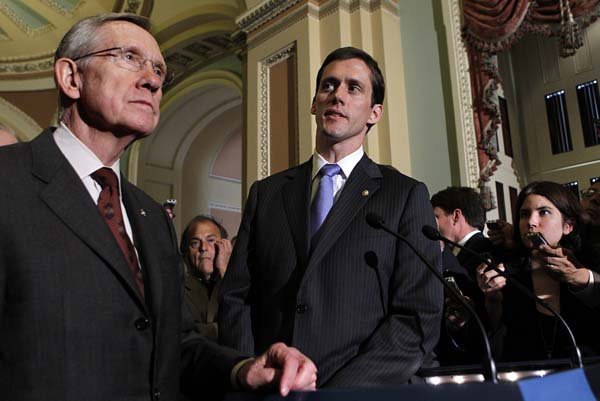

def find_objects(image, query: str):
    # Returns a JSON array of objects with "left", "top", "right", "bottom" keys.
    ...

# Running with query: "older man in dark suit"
[
  {"left": 0, "top": 13, "right": 315, "bottom": 401},
  {"left": 219, "top": 47, "right": 443, "bottom": 387}
]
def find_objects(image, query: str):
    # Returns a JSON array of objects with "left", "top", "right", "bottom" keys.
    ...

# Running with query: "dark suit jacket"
[
  {"left": 0, "top": 129, "right": 242, "bottom": 401},
  {"left": 456, "top": 232, "right": 494, "bottom": 276},
  {"left": 184, "top": 274, "right": 221, "bottom": 341},
  {"left": 219, "top": 155, "right": 443, "bottom": 387}
]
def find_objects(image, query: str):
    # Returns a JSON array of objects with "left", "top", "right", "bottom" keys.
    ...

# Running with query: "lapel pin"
[
  {"left": 140, "top": 209, "right": 147, "bottom": 216},
  {"left": 362, "top": 190, "right": 369, "bottom": 197}
]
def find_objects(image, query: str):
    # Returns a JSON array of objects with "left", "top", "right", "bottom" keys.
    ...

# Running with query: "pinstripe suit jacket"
[
  {"left": 219, "top": 154, "right": 443, "bottom": 387},
  {"left": 0, "top": 129, "right": 243, "bottom": 401}
]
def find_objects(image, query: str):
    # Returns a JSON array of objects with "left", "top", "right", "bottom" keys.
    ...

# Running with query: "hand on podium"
[{"left": 237, "top": 342, "right": 317, "bottom": 396}]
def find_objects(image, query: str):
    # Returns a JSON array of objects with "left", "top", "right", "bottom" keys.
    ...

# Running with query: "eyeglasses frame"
[{"left": 71, "top": 46, "right": 174, "bottom": 86}]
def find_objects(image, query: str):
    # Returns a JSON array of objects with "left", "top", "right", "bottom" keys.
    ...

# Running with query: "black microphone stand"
[
  {"left": 366, "top": 214, "right": 498, "bottom": 383},
  {"left": 421, "top": 225, "right": 583, "bottom": 369}
]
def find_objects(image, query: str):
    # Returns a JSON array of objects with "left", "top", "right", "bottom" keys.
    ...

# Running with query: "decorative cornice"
[
  {"left": 237, "top": 0, "right": 301, "bottom": 34},
  {"left": 39, "top": 0, "right": 84, "bottom": 17},
  {"left": 239, "top": 0, "right": 398, "bottom": 40},
  {"left": 258, "top": 42, "right": 296, "bottom": 179},
  {"left": 0, "top": 52, "right": 55, "bottom": 77},
  {"left": 0, "top": 58, "right": 54, "bottom": 75}
]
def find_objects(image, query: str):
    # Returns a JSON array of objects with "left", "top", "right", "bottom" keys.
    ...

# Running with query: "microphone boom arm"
[
  {"left": 422, "top": 225, "right": 583, "bottom": 369},
  {"left": 370, "top": 216, "right": 498, "bottom": 383}
]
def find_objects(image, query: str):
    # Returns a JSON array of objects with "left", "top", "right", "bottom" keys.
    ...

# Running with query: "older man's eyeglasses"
[
  {"left": 581, "top": 188, "right": 600, "bottom": 199},
  {"left": 72, "top": 47, "right": 174, "bottom": 86}
]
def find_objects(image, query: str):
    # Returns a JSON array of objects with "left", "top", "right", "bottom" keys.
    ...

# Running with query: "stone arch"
[
  {"left": 0, "top": 97, "right": 42, "bottom": 141},
  {"left": 131, "top": 70, "right": 242, "bottom": 235}
]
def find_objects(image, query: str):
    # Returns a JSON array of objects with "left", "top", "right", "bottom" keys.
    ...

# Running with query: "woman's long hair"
[{"left": 512, "top": 181, "right": 586, "bottom": 255}]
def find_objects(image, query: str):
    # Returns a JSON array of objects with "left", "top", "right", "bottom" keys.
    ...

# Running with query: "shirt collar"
[
  {"left": 458, "top": 230, "right": 480, "bottom": 247},
  {"left": 53, "top": 122, "right": 121, "bottom": 183},
  {"left": 311, "top": 146, "right": 364, "bottom": 180}
]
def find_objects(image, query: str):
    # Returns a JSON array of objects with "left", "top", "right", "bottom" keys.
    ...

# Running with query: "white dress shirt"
[
  {"left": 53, "top": 123, "right": 136, "bottom": 246},
  {"left": 453, "top": 229, "right": 481, "bottom": 256},
  {"left": 310, "top": 146, "right": 364, "bottom": 203}
]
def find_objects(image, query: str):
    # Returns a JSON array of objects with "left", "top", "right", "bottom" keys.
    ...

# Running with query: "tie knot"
[
  {"left": 91, "top": 167, "right": 119, "bottom": 191},
  {"left": 319, "top": 164, "right": 341, "bottom": 178}
]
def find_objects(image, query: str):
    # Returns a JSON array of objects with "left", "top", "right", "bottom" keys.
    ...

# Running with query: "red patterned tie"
[{"left": 91, "top": 168, "right": 144, "bottom": 298}]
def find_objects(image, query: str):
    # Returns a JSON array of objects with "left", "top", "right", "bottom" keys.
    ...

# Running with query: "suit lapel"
[
  {"left": 33, "top": 130, "right": 147, "bottom": 311},
  {"left": 306, "top": 155, "right": 382, "bottom": 275},
  {"left": 121, "top": 181, "right": 162, "bottom": 314},
  {"left": 282, "top": 160, "right": 312, "bottom": 266}
]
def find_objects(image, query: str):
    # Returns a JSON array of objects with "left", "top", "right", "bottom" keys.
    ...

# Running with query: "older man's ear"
[{"left": 55, "top": 58, "right": 82, "bottom": 101}]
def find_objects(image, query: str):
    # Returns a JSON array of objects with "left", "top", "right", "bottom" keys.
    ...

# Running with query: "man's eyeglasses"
[
  {"left": 581, "top": 188, "right": 600, "bottom": 199},
  {"left": 72, "top": 47, "right": 174, "bottom": 86}
]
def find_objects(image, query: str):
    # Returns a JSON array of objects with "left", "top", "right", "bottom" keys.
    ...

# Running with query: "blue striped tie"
[{"left": 310, "top": 164, "right": 341, "bottom": 237}]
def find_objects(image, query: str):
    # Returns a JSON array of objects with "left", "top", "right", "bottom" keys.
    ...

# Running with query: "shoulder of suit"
[
  {"left": 0, "top": 140, "right": 30, "bottom": 160},
  {"left": 0, "top": 133, "right": 37, "bottom": 179},
  {"left": 122, "top": 178, "right": 163, "bottom": 211},
  {"left": 466, "top": 232, "right": 494, "bottom": 251},
  {"left": 375, "top": 162, "right": 422, "bottom": 187},
  {"left": 254, "top": 161, "right": 309, "bottom": 185},
  {"left": 0, "top": 127, "right": 43, "bottom": 159}
]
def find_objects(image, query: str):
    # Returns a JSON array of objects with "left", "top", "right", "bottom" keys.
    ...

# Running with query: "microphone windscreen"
[
  {"left": 366, "top": 213, "right": 384, "bottom": 229},
  {"left": 422, "top": 225, "right": 441, "bottom": 241}
]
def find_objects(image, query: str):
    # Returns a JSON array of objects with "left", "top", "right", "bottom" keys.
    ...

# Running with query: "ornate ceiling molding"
[
  {"left": 0, "top": 57, "right": 54, "bottom": 76},
  {"left": 0, "top": 1, "right": 54, "bottom": 37},
  {"left": 314, "top": 0, "right": 398, "bottom": 18},
  {"left": 238, "top": 0, "right": 399, "bottom": 43},
  {"left": 39, "top": 0, "right": 84, "bottom": 17},
  {"left": 0, "top": 0, "right": 152, "bottom": 81},
  {"left": 237, "top": 0, "right": 301, "bottom": 35}
]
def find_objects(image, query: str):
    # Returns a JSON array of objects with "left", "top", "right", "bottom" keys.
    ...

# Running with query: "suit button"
[
  {"left": 153, "top": 389, "right": 160, "bottom": 400},
  {"left": 134, "top": 317, "right": 150, "bottom": 331},
  {"left": 296, "top": 304, "right": 307, "bottom": 314}
]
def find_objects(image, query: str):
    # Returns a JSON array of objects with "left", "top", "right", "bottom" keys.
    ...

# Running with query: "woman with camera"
[{"left": 477, "top": 181, "right": 600, "bottom": 361}]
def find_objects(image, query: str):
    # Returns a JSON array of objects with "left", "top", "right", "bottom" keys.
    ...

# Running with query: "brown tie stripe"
[{"left": 91, "top": 167, "right": 145, "bottom": 298}]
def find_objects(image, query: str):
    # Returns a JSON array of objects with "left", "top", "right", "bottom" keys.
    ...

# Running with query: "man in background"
[
  {"left": 0, "top": 13, "right": 315, "bottom": 401},
  {"left": 220, "top": 47, "right": 442, "bottom": 387},
  {"left": 431, "top": 186, "right": 493, "bottom": 275},
  {"left": 181, "top": 215, "right": 232, "bottom": 340},
  {"left": 430, "top": 186, "right": 493, "bottom": 364}
]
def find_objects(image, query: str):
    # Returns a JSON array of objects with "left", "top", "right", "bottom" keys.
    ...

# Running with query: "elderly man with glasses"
[{"left": 0, "top": 13, "right": 316, "bottom": 401}]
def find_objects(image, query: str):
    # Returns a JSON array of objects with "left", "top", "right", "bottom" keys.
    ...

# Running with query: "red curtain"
[
  {"left": 461, "top": 0, "right": 600, "bottom": 210},
  {"left": 463, "top": 0, "right": 600, "bottom": 54}
]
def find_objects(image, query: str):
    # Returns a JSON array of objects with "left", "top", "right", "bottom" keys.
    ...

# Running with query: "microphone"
[
  {"left": 421, "top": 225, "right": 583, "bottom": 369},
  {"left": 422, "top": 225, "right": 493, "bottom": 268},
  {"left": 422, "top": 225, "right": 441, "bottom": 241},
  {"left": 366, "top": 213, "right": 498, "bottom": 383}
]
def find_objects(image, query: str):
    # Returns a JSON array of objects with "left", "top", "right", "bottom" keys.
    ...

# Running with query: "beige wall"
[{"left": 502, "top": 21, "right": 600, "bottom": 189}]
